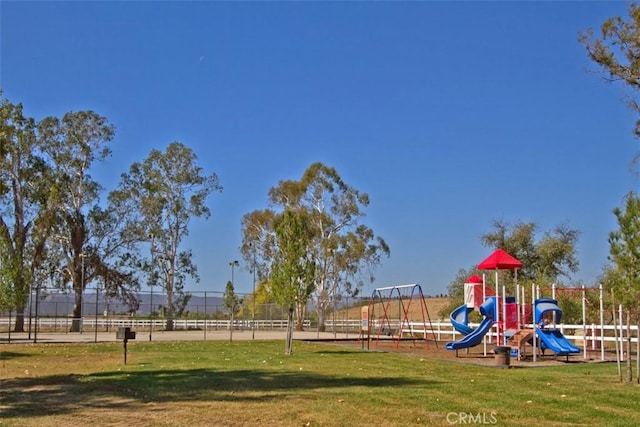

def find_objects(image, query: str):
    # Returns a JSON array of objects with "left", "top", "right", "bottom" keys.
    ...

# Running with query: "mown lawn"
[{"left": 1, "top": 340, "right": 638, "bottom": 426}]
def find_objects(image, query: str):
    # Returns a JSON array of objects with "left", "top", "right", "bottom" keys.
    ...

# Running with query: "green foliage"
[
  {"left": 223, "top": 280, "right": 241, "bottom": 315},
  {"left": 441, "top": 220, "right": 581, "bottom": 319},
  {"left": 38, "top": 109, "right": 133, "bottom": 332},
  {"left": 608, "top": 191, "right": 640, "bottom": 312},
  {"left": 439, "top": 266, "right": 478, "bottom": 319},
  {"left": 556, "top": 293, "right": 583, "bottom": 325},
  {"left": 480, "top": 219, "right": 580, "bottom": 286},
  {"left": 241, "top": 162, "right": 389, "bottom": 332},
  {"left": 580, "top": 3, "right": 640, "bottom": 143},
  {"left": 0, "top": 94, "right": 58, "bottom": 328},
  {"left": 111, "top": 142, "right": 222, "bottom": 330},
  {"left": 270, "top": 209, "right": 316, "bottom": 310}
]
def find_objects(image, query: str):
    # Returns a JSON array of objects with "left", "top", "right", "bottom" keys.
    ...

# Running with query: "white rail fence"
[{"left": 2, "top": 317, "right": 637, "bottom": 347}]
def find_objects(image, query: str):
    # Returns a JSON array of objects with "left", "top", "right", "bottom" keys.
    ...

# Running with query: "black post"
[
  {"left": 33, "top": 284, "right": 40, "bottom": 343},
  {"left": 27, "top": 284, "right": 33, "bottom": 340},
  {"left": 149, "top": 285, "right": 153, "bottom": 341},
  {"left": 94, "top": 286, "right": 99, "bottom": 343},
  {"left": 117, "top": 327, "right": 135, "bottom": 364}
]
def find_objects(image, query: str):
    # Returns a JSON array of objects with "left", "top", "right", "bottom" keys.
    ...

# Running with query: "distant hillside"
[
  {"left": 31, "top": 292, "right": 451, "bottom": 320},
  {"left": 336, "top": 297, "right": 451, "bottom": 321}
]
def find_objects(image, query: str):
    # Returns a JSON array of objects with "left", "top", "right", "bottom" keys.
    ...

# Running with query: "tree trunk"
[
  {"left": 229, "top": 313, "right": 234, "bottom": 343},
  {"left": 317, "top": 299, "right": 327, "bottom": 332},
  {"left": 165, "top": 288, "right": 174, "bottom": 331},
  {"left": 70, "top": 290, "right": 83, "bottom": 332},
  {"left": 285, "top": 307, "right": 294, "bottom": 355},
  {"left": 295, "top": 300, "right": 306, "bottom": 331},
  {"left": 626, "top": 310, "right": 632, "bottom": 383},
  {"left": 13, "top": 311, "right": 25, "bottom": 333},
  {"left": 12, "top": 284, "right": 29, "bottom": 332}
]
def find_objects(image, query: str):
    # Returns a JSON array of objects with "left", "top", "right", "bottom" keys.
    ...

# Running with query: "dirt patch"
[{"left": 327, "top": 337, "right": 601, "bottom": 368}]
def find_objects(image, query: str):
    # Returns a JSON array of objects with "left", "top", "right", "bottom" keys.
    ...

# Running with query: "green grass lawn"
[{"left": 1, "top": 340, "right": 638, "bottom": 426}]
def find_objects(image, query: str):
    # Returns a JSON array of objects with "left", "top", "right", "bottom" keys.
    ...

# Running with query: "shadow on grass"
[
  {"left": 0, "top": 351, "right": 32, "bottom": 360},
  {"left": 1, "top": 367, "right": 438, "bottom": 419}
]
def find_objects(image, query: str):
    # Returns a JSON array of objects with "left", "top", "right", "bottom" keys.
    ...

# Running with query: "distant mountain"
[{"left": 31, "top": 292, "right": 225, "bottom": 316}]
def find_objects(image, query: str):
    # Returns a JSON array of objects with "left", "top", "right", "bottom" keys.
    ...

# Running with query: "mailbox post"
[{"left": 116, "top": 327, "right": 136, "bottom": 364}]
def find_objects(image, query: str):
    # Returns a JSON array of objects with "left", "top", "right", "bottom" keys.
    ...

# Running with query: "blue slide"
[
  {"left": 446, "top": 298, "right": 496, "bottom": 351},
  {"left": 534, "top": 298, "right": 580, "bottom": 356},
  {"left": 536, "top": 329, "right": 581, "bottom": 355},
  {"left": 450, "top": 305, "right": 474, "bottom": 336}
]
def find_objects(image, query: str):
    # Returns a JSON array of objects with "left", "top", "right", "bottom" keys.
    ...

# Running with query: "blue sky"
[{"left": 2, "top": 1, "right": 638, "bottom": 297}]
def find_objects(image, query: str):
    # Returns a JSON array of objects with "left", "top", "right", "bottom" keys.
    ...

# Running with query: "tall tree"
[
  {"left": 270, "top": 209, "right": 316, "bottom": 354},
  {"left": 608, "top": 191, "right": 640, "bottom": 383},
  {"left": 38, "top": 110, "right": 124, "bottom": 332},
  {"left": 111, "top": 142, "right": 222, "bottom": 331},
  {"left": 480, "top": 219, "right": 580, "bottom": 286},
  {"left": 580, "top": 3, "right": 640, "bottom": 166},
  {"left": 241, "top": 162, "right": 389, "bottom": 332},
  {"left": 0, "top": 95, "right": 55, "bottom": 331}
]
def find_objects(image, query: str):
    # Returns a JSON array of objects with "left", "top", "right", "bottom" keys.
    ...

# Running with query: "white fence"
[
  {"left": 2, "top": 317, "right": 637, "bottom": 351},
  {"left": 0, "top": 317, "right": 638, "bottom": 342},
  {"left": 323, "top": 319, "right": 639, "bottom": 353}
]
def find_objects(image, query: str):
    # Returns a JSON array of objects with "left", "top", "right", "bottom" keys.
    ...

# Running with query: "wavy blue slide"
[
  {"left": 449, "top": 304, "right": 474, "bottom": 336},
  {"left": 446, "top": 297, "right": 496, "bottom": 351}
]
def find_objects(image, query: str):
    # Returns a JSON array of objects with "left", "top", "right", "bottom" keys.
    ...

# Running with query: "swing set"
[{"left": 359, "top": 284, "right": 438, "bottom": 350}]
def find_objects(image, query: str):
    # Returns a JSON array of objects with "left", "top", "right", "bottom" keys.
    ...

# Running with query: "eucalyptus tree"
[
  {"left": 608, "top": 191, "right": 640, "bottom": 383},
  {"left": 0, "top": 95, "right": 55, "bottom": 331},
  {"left": 241, "top": 162, "right": 389, "bottom": 332},
  {"left": 37, "top": 110, "right": 135, "bottom": 332},
  {"left": 111, "top": 142, "right": 222, "bottom": 331},
  {"left": 271, "top": 209, "right": 316, "bottom": 354}
]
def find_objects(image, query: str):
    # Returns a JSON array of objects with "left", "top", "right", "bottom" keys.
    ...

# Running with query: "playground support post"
[
  {"left": 599, "top": 285, "right": 605, "bottom": 361},
  {"left": 502, "top": 285, "right": 507, "bottom": 346},
  {"left": 515, "top": 283, "right": 520, "bottom": 336},
  {"left": 619, "top": 305, "right": 625, "bottom": 362},
  {"left": 612, "top": 290, "right": 622, "bottom": 381},
  {"left": 494, "top": 272, "right": 500, "bottom": 346},
  {"left": 582, "top": 285, "right": 587, "bottom": 360},
  {"left": 482, "top": 273, "right": 487, "bottom": 356},
  {"left": 532, "top": 284, "right": 537, "bottom": 363}
]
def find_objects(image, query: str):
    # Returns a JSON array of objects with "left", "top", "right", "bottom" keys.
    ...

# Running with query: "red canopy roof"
[
  {"left": 465, "top": 275, "right": 483, "bottom": 284},
  {"left": 477, "top": 249, "right": 523, "bottom": 270}
]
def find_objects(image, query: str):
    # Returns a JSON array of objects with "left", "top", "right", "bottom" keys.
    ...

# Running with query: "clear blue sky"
[{"left": 2, "top": 1, "right": 638, "bottom": 297}]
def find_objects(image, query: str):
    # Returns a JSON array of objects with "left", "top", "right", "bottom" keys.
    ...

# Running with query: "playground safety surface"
[{"left": 328, "top": 337, "right": 615, "bottom": 368}]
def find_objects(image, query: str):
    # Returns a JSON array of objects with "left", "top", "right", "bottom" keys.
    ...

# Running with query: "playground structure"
[
  {"left": 359, "top": 284, "right": 439, "bottom": 350},
  {"left": 445, "top": 249, "right": 606, "bottom": 362},
  {"left": 355, "top": 249, "right": 614, "bottom": 363}
]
